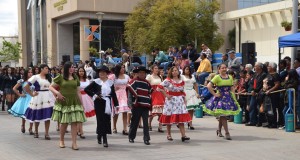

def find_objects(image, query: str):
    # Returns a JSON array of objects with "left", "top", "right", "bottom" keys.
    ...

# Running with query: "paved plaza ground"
[{"left": 0, "top": 110, "right": 300, "bottom": 160}]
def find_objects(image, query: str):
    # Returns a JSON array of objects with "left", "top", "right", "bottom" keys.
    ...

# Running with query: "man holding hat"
[{"left": 127, "top": 66, "right": 153, "bottom": 145}]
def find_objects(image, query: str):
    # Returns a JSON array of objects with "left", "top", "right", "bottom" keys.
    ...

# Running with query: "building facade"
[
  {"left": 18, "top": 0, "right": 143, "bottom": 67},
  {"left": 220, "top": 0, "right": 295, "bottom": 63},
  {"left": 18, "top": 0, "right": 243, "bottom": 67}
]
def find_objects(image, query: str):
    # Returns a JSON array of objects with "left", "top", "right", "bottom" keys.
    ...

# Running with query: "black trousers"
[
  {"left": 129, "top": 107, "right": 150, "bottom": 141},
  {"left": 94, "top": 99, "right": 111, "bottom": 136},
  {"left": 239, "top": 95, "right": 249, "bottom": 123},
  {"left": 266, "top": 93, "right": 279, "bottom": 127}
]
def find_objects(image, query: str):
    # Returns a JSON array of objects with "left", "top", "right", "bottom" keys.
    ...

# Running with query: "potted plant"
[
  {"left": 281, "top": 21, "right": 292, "bottom": 31},
  {"left": 88, "top": 46, "right": 98, "bottom": 57}
]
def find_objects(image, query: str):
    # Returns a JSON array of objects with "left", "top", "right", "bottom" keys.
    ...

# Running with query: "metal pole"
[
  {"left": 99, "top": 20, "right": 102, "bottom": 66},
  {"left": 39, "top": 0, "right": 43, "bottom": 64},
  {"left": 291, "top": 0, "right": 298, "bottom": 69}
]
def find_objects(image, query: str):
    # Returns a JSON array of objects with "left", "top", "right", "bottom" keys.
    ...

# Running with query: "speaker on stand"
[
  {"left": 62, "top": 55, "right": 70, "bottom": 63},
  {"left": 242, "top": 42, "right": 256, "bottom": 66}
]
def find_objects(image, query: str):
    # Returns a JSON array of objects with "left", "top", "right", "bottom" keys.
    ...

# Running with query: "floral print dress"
[
  {"left": 159, "top": 78, "right": 191, "bottom": 125},
  {"left": 203, "top": 75, "right": 240, "bottom": 117}
]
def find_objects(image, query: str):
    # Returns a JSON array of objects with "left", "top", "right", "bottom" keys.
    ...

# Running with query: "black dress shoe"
[
  {"left": 144, "top": 140, "right": 150, "bottom": 145},
  {"left": 263, "top": 124, "right": 270, "bottom": 128},
  {"left": 268, "top": 125, "right": 277, "bottom": 129},
  {"left": 97, "top": 135, "right": 102, "bottom": 144},
  {"left": 103, "top": 135, "right": 108, "bottom": 147},
  {"left": 129, "top": 139, "right": 134, "bottom": 143},
  {"left": 256, "top": 123, "right": 262, "bottom": 127},
  {"left": 245, "top": 123, "right": 256, "bottom": 126}
]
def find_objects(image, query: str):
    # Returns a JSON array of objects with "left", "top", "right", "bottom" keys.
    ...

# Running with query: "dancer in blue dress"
[
  {"left": 203, "top": 63, "right": 240, "bottom": 140},
  {"left": 8, "top": 68, "right": 34, "bottom": 134}
]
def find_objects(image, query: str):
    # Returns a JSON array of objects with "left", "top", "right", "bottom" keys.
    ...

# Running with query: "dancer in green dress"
[{"left": 50, "top": 62, "right": 86, "bottom": 150}]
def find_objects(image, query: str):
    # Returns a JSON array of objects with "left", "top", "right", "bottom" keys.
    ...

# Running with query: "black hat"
[
  {"left": 96, "top": 65, "right": 110, "bottom": 73},
  {"left": 133, "top": 66, "right": 150, "bottom": 74}
]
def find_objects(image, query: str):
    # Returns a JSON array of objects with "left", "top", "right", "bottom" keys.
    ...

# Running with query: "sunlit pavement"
[{"left": 0, "top": 111, "right": 299, "bottom": 160}]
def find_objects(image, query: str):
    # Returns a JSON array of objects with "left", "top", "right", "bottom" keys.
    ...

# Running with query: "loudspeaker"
[
  {"left": 242, "top": 42, "right": 256, "bottom": 66},
  {"left": 62, "top": 55, "right": 70, "bottom": 62}
]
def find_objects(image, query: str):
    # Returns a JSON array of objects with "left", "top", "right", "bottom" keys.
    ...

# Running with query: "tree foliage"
[
  {"left": 125, "top": 0, "right": 224, "bottom": 53},
  {"left": 0, "top": 39, "right": 22, "bottom": 62}
]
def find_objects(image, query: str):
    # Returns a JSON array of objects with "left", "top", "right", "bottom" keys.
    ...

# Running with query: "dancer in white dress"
[
  {"left": 24, "top": 64, "right": 55, "bottom": 140},
  {"left": 77, "top": 67, "right": 95, "bottom": 139},
  {"left": 181, "top": 66, "right": 201, "bottom": 130}
]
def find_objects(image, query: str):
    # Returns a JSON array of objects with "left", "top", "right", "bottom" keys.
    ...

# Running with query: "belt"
[
  {"left": 167, "top": 91, "right": 186, "bottom": 96},
  {"left": 36, "top": 90, "right": 49, "bottom": 92}
]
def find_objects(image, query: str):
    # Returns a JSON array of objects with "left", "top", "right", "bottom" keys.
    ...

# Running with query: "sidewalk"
[{"left": 0, "top": 111, "right": 299, "bottom": 160}]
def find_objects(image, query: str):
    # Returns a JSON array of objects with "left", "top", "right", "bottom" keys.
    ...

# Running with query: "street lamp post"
[{"left": 96, "top": 12, "right": 105, "bottom": 66}]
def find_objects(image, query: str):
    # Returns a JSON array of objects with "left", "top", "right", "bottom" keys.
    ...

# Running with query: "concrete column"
[
  {"left": 57, "top": 24, "right": 74, "bottom": 65},
  {"left": 17, "top": 0, "right": 28, "bottom": 67},
  {"left": 79, "top": 19, "right": 90, "bottom": 62},
  {"left": 235, "top": 19, "right": 240, "bottom": 53}
]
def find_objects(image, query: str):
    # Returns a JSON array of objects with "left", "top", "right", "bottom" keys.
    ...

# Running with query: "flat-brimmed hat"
[
  {"left": 133, "top": 66, "right": 150, "bottom": 74},
  {"left": 96, "top": 65, "right": 110, "bottom": 73}
]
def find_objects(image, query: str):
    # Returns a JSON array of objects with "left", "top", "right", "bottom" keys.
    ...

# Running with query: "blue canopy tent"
[{"left": 278, "top": 32, "right": 300, "bottom": 64}]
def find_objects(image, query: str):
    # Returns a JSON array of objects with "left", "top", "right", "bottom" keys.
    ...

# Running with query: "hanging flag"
[{"left": 84, "top": 25, "right": 100, "bottom": 41}]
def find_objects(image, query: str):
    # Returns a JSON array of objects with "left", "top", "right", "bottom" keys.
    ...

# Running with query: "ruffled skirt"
[
  {"left": 51, "top": 93, "right": 86, "bottom": 123},
  {"left": 24, "top": 91, "right": 55, "bottom": 122},
  {"left": 151, "top": 90, "right": 164, "bottom": 116},
  {"left": 159, "top": 96, "right": 191, "bottom": 124},
  {"left": 203, "top": 86, "right": 240, "bottom": 117},
  {"left": 8, "top": 94, "right": 32, "bottom": 118},
  {"left": 185, "top": 89, "right": 201, "bottom": 110},
  {"left": 115, "top": 89, "right": 131, "bottom": 114},
  {"left": 81, "top": 93, "right": 95, "bottom": 118}
]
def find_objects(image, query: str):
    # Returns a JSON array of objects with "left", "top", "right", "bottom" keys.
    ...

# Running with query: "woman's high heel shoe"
[
  {"left": 34, "top": 132, "right": 39, "bottom": 138},
  {"left": 216, "top": 130, "right": 224, "bottom": 137},
  {"left": 122, "top": 130, "right": 129, "bottom": 135},
  {"left": 113, "top": 128, "right": 117, "bottom": 134},
  {"left": 72, "top": 144, "right": 79, "bottom": 150},
  {"left": 181, "top": 136, "right": 190, "bottom": 142},
  {"left": 59, "top": 141, "right": 65, "bottom": 148},
  {"left": 167, "top": 135, "right": 173, "bottom": 141},
  {"left": 225, "top": 133, "right": 232, "bottom": 140},
  {"left": 21, "top": 125, "right": 25, "bottom": 133},
  {"left": 28, "top": 129, "right": 34, "bottom": 135}
]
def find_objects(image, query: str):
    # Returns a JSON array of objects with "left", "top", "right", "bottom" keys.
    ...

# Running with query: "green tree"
[
  {"left": 125, "top": 0, "right": 224, "bottom": 53},
  {"left": 0, "top": 38, "right": 22, "bottom": 62}
]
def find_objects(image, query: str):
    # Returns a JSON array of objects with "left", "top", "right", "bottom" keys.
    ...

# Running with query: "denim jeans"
[
  {"left": 194, "top": 72, "right": 210, "bottom": 86},
  {"left": 297, "top": 91, "right": 300, "bottom": 126},
  {"left": 159, "top": 62, "right": 170, "bottom": 75},
  {"left": 249, "top": 95, "right": 258, "bottom": 124}
]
